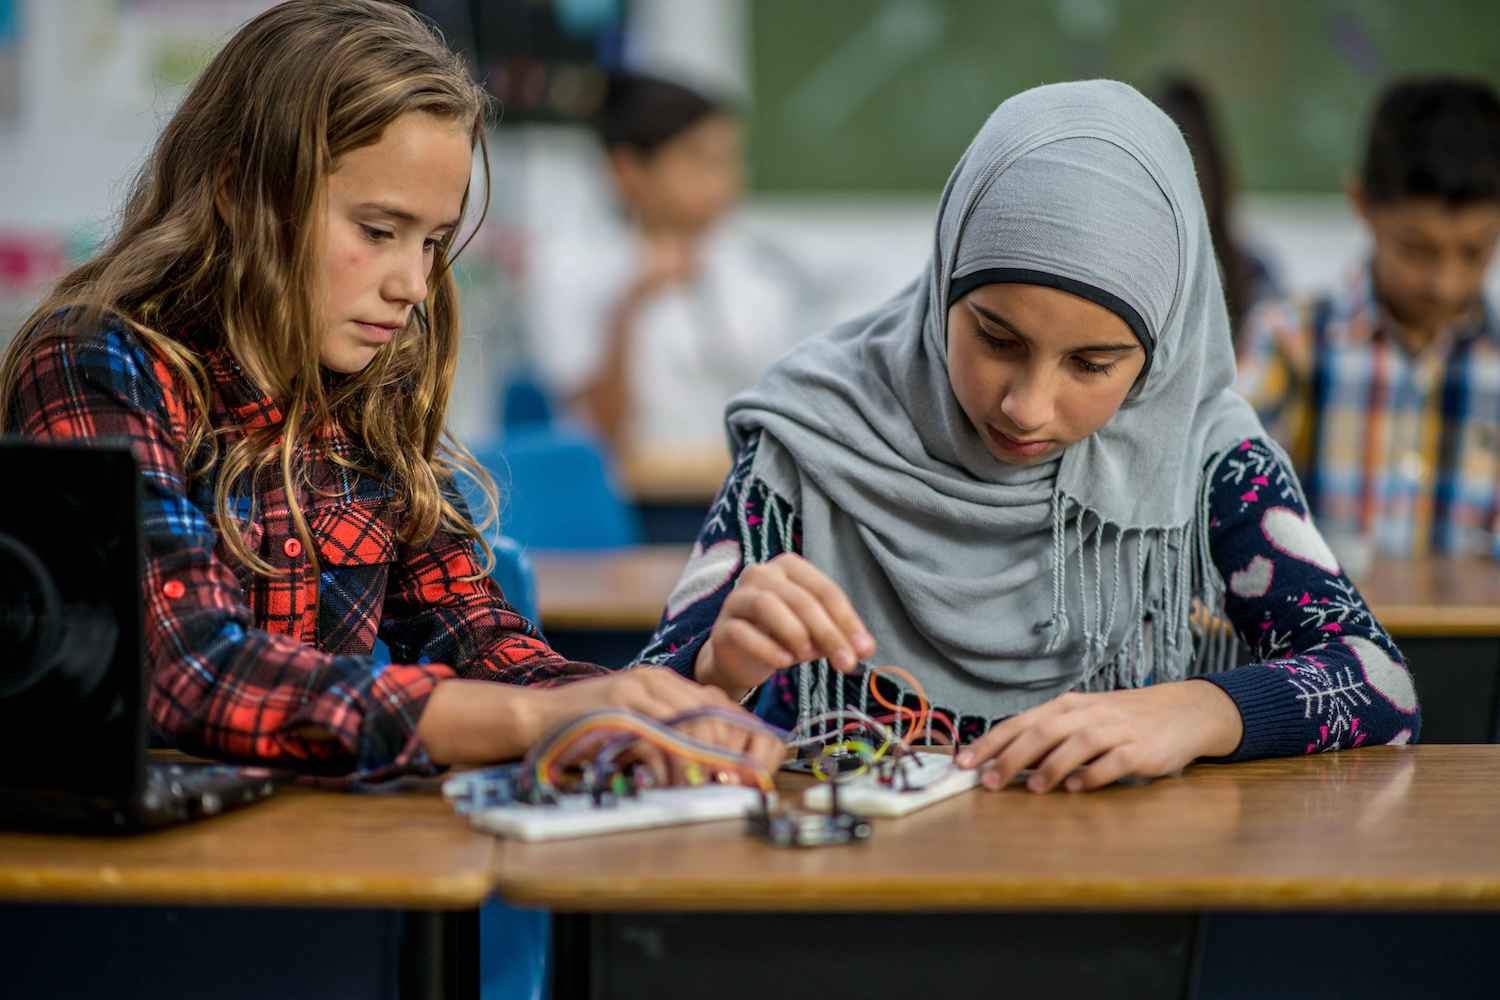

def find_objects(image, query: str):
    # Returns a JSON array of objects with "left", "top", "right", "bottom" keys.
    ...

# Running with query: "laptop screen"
[{"left": 0, "top": 440, "right": 145, "bottom": 801}]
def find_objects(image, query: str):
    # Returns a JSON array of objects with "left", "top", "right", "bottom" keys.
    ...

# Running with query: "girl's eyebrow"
[
  {"left": 356, "top": 201, "right": 460, "bottom": 232},
  {"left": 968, "top": 300, "right": 1139, "bottom": 353}
]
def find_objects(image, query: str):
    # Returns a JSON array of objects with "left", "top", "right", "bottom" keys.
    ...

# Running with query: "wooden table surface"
[
  {"left": 535, "top": 548, "right": 1500, "bottom": 637},
  {"left": 1356, "top": 556, "right": 1500, "bottom": 636},
  {"left": 617, "top": 446, "right": 730, "bottom": 504},
  {"left": 490, "top": 746, "right": 1500, "bottom": 913},
  {"left": 534, "top": 545, "right": 690, "bottom": 630},
  {"left": 0, "top": 783, "right": 494, "bottom": 909}
]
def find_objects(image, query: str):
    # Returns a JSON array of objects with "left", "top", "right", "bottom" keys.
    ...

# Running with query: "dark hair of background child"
[
  {"left": 1155, "top": 76, "right": 1255, "bottom": 339},
  {"left": 596, "top": 70, "right": 729, "bottom": 155},
  {"left": 1361, "top": 76, "right": 1500, "bottom": 208}
]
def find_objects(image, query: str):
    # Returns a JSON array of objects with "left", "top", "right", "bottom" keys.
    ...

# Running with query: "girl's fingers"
[
  {"left": 714, "top": 618, "right": 797, "bottom": 683},
  {"left": 726, "top": 587, "right": 816, "bottom": 662},
  {"left": 769, "top": 577, "right": 861, "bottom": 672},
  {"left": 980, "top": 710, "right": 1093, "bottom": 791},
  {"left": 957, "top": 692, "right": 1090, "bottom": 770},
  {"left": 957, "top": 717, "right": 1020, "bottom": 769},
  {"left": 621, "top": 672, "right": 708, "bottom": 718},
  {"left": 746, "top": 729, "right": 788, "bottom": 774},
  {"left": 958, "top": 701, "right": 1056, "bottom": 770},
  {"left": 1066, "top": 745, "right": 1139, "bottom": 792},
  {"left": 1024, "top": 724, "right": 1126, "bottom": 793},
  {"left": 623, "top": 743, "right": 671, "bottom": 786},
  {"left": 777, "top": 557, "right": 877, "bottom": 665}
]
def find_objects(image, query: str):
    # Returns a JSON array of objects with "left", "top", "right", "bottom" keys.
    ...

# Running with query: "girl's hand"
[
  {"left": 953, "top": 681, "right": 1243, "bottom": 793},
  {"left": 419, "top": 668, "right": 785, "bottom": 779},
  {"left": 694, "top": 554, "right": 876, "bottom": 700},
  {"left": 526, "top": 667, "right": 787, "bottom": 780}
]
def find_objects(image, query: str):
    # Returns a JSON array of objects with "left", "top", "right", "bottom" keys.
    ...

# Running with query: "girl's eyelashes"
[
  {"left": 976, "top": 326, "right": 1118, "bottom": 377},
  {"left": 1073, "top": 357, "right": 1117, "bottom": 376},
  {"left": 977, "top": 328, "right": 1020, "bottom": 353},
  {"left": 361, "top": 225, "right": 445, "bottom": 254}
]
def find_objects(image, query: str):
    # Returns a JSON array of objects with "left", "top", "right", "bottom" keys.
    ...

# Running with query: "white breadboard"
[
  {"left": 469, "top": 785, "right": 770, "bottom": 842},
  {"left": 801, "top": 752, "right": 980, "bottom": 817}
]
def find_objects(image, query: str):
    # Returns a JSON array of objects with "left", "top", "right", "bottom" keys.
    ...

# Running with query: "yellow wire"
[{"left": 811, "top": 737, "right": 885, "bottom": 781}]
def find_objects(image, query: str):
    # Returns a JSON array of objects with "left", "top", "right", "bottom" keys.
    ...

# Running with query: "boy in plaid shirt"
[{"left": 1238, "top": 78, "right": 1500, "bottom": 558}]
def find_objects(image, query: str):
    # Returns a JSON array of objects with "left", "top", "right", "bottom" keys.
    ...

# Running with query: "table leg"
[
  {"left": 550, "top": 912, "right": 594, "bottom": 1000},
  {"left": 400, "top": 908, "right": 479, "bottom": 1000}
]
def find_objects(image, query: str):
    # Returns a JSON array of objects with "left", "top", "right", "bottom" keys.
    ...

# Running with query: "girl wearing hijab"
[{"left": 638, "top": 81, "right": 1419, "bottom": 792}]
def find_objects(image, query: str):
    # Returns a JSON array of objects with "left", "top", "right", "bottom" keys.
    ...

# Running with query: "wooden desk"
[
  {"left": 0, "top": 783, "right": 495, "bottom": 999},
  {"left": 0, "top": 783, "right": 493, "bottom": 909},
  {"left": 491, "top": 747, "right": 1500, "bottom": 999},
  {"left": 1356, "top": 556, "right": 1500, "bottom": 637},
  {"left": 616, "top": 446, "right": 730, "bottom": 504},
  {"left": 493, "top": 747, "right": 1498, "bottom": 913},
  {"left": 534, "top": 545, "right": 688, "bottom": 631}
]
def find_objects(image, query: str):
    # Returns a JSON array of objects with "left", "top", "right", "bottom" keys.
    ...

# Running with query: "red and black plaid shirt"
[{"left": 7, "top": 321, "right": 602, "bottom": 780}]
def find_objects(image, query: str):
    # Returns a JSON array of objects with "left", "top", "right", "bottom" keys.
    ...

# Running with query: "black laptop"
[{"left": 0, "top": 439, "right": 277, "bottom": 832}]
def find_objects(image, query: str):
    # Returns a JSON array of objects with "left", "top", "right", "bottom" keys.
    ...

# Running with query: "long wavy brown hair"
[{"left": 1, "top": 0, "right": 498, "bottom": 577}]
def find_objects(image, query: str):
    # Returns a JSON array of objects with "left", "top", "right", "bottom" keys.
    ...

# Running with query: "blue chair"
[
  {"left": 475, "top": 426, "right": 641, "bottom": 552},
  {"left": 486, "top": 533, "right": 539, "bottom": 622},
  {"left": 499, "top": 367, "right": 555, "bottom": 433}
]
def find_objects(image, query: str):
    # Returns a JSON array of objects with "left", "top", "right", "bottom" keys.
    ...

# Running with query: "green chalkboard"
[{"left": 748, "top": 0, "right": 1500, "bottom": 194}]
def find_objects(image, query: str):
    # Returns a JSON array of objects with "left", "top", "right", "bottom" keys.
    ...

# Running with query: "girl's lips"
[
  {"left": 986, "top": 424, "right": 1055, "bottom": 458},
  {"left": 353, "top": 321, "right": 398, "bottom": 343}
]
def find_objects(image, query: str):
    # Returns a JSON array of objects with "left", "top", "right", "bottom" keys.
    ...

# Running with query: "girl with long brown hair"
[{"left": 2, "top": 0, "right": 779, "bottom": 781}]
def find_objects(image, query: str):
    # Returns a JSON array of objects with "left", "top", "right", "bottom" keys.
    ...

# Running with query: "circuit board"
[
  {"left": 464, "top": 784, "right": 771, "bottom": 842},
  {"left": 801, "top": 751, "right": 980, "bottom": 817}
]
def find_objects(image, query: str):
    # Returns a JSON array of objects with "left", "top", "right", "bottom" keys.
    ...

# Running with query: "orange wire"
[{"left": 867, "top": 666, "right": 931, "bottom": 745}]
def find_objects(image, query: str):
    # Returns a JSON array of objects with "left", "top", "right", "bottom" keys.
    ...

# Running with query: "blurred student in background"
[
  {"left": 527, "top": 71, "right": 818, "bottom": 456},
  {"left": 1237, "top": 78, "right": 1500, "bottom": 566},
  {"left": 1155, "top": 76, "right": 1283, "bottom": 354}
]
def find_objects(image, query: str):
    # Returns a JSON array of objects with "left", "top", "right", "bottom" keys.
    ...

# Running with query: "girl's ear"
[{"left": 213, "top": 158, "right": 238, "bottom": 228}]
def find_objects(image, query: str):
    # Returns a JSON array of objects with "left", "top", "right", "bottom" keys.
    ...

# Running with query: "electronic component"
[
  {"left": 746, "top": 805, "right": 873, "bottom": 848},
  {"left": 780, "top": 746, "right": 870, "bottom": 776},
  {"left": 802, "top": 750, "right": 979, "bottom": 817},
  {"left": 468, "top": 784, "right": 769, "bottom": 842},
  {"left": 747, "top": 785, "right": 872, "bottom": 848},
  {"left": 442, "top": 764, "right": 525, "bottom": 813}
]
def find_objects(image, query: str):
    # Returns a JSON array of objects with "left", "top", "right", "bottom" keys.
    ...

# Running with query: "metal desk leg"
[
  {"left": 550, "top": 912, "right": 593, "bottom": 1000},
  {"left": 400, "top": 908, "right": 479, "bottom": 1000}
]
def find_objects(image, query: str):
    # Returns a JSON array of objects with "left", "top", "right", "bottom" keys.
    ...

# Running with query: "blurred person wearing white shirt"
[{"left": 527, "top": 72, "right": 818, "bottom": 454}]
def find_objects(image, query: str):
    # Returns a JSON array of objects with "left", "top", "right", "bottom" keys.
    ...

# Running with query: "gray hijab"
[{"left": 725, "top": 80, "right": 1264, "bottom": 720}]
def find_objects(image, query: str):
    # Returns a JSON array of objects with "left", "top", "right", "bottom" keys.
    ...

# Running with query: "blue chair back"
[
  {"left": 481, "top": 902, "right": 549, "bottom": 1000},
  {"left": 477, "top": 427, "right": 641, "bottom": 551},
  {"left": 487, "top": 533, "right": 539, "bottom": 622},
  {"left": 499, "top": 367, "right": 555, "bottom": 433}
]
